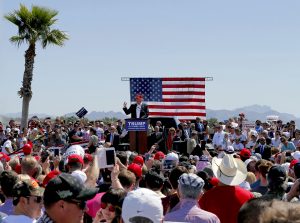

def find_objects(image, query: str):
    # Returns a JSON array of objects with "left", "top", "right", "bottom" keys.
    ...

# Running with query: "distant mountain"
[
  {"left": 64, "top": 111, "right": 127, "bottom": 120},
  {"left": 206, "top": 104, "right": 300, "bottom": 126},
  {"left": 2, "top": 105, "right": 299, "bottom": 126}
]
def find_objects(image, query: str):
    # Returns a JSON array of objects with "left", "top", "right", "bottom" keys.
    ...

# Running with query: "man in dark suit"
[
  {"left": 150, "top": 126, "right": 164, "bottom": 147},
  {"left": 123, "top": 94, "right": 149, "bottom": 118},
  {"left": 116, "top": 119, "right": 123, "bottom": 135},
  {"left": 254, "top": 137, "right": 271, "bottom": 160},
  {"left": 195, "top": 117, "right": 205, "bottom": 140},
  {"left": 181, "top": 122, "right": 191, "bottom": 141},
  {"left": 105, "top": 125, "right": 120, "bottom": 149}
]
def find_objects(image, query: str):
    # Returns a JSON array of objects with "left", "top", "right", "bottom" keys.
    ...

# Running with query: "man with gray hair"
[{"left": 164, "top": 173, "right": 220, "bottom": 223}]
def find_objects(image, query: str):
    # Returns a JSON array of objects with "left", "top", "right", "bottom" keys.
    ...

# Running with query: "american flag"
[{"left": 130, "top": 77, "right": 206, "bottom": 120}]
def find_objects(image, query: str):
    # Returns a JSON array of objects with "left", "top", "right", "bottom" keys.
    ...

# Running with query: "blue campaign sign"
[{"left": 125, "top": 119, "right": 148, "bottom": 132}]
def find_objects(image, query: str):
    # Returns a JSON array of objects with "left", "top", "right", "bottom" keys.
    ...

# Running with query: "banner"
[
  {"left": 125, "top": 119, "right": 148, "bottom": 131},
  {"left": 130, "top": 77, "right": 206, "bottom": 120}
]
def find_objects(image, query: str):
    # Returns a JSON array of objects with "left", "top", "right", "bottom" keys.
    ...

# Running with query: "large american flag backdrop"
[{"left": 130, "top": 77, "right": 206, "bottom": 120}]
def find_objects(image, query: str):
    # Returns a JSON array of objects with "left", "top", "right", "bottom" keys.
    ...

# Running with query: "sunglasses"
[
  {"left": 27, "top": 196, "right": 43, "bottom": 204},
  {"left": 101, "top": 202, "right": 116, "bottom": 212},
  {"left": 66, "top": 200, "right": 86, "bottom": 210}
]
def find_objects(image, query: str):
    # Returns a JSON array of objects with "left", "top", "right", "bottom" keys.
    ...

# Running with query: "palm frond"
[
  {"left": 41, "top": 29, "right": 69, "bottom": 48},
  {"left": 9, "top": 35, "right": 28, "bottom": 47},
  {"left": 5, "top": 4, "right": 69, "bottom": 48}
]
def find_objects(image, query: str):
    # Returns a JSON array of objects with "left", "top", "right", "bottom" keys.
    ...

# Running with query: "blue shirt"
[
  {"left": 0, "top": 199, "right": 14, "bottom": 216},
  {"left": 281, "top": 142, "right": 296, "bottom": 152}
]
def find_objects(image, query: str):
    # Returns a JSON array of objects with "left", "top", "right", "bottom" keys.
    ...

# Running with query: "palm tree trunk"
[{"left": 20, "top": 43, "right": 35, "bottom": 129}]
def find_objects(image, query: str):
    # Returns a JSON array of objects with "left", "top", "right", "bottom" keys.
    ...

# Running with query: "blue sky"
[{"left": 1, "top": 0, "right": 300, "bottom": 117}]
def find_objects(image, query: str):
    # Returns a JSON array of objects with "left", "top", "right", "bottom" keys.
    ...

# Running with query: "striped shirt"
[{"left": 37, "top": 213, "right": 54, "bottom": 223}]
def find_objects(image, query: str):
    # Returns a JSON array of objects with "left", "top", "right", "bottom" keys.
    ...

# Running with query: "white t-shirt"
[
  {"left": 2, "top": 140, "right": 12, "bottom": 154},
  {"left": 272, "top": 137, "right": 281, "bottom": 148},
  {"left": 212, "top": 131, "right": 225, "bottom": 147},
  {"left": 3, "top": 215, "right": 37, "bottom": 223}
]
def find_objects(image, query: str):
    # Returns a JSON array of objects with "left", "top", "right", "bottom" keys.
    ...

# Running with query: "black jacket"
[
  {"left": 255, "top": 144, "right": 272, "bottom": 160},
  {"left": 123, "top": 103, "right": 149, "bottom": 119}
]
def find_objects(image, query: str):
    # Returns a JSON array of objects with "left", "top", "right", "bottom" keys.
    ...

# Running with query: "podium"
[{"left": 125, "top": 119, "right": 148, "bottom": 154}]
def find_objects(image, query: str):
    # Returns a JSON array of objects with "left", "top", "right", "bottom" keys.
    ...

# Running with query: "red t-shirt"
[{"left": 199, "top": 185, "right": 253, "bottom": 223}]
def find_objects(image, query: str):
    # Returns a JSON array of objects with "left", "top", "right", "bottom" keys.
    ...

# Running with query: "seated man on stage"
[{"left": 123, "top": 93, "right": 149, "bottom": 119}]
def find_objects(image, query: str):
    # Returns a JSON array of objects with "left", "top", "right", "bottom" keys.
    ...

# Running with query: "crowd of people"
[{"left": 0, "top": 111, "right": 300, "bottom": 223}]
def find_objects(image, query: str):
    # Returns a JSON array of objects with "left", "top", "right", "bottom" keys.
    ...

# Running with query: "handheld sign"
[{"left": 76, "top": 107, "right": 88, "bottom": 118}]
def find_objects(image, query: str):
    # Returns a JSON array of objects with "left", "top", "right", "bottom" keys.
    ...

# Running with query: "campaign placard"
[{"left": 125, "top": 119, "right": 147, "bottom": 131}]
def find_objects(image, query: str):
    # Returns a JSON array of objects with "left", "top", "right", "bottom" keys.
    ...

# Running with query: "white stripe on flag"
[
  {"left": 162, "top": 81, "right": 205, "bottom": 85},
  {"left": 148, "top": 102, "right": 206, "bottom": 106},
  {"left": 150, "top": 109, "right": 206, "bottom": 113},
  {"left": 163, "top": 95, "right": 205, "bottom": 99},
  {"left": 162, "top": 88, "right": 205, "bottom": 92}
]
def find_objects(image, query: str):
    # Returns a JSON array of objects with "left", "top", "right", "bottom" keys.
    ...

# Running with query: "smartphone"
[
  {"left": 106, "top": 149, "right": 115, "bottom": 166},
  {"left": 54, "top": 148, "right": 60, "bottom": 157}
]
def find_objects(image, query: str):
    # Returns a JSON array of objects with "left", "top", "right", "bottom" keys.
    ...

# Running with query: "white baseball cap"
[
  {"left": 122, "top": 188, "right": 163, "bottom": 223},
  {"left": 71, "top": 170, "right": 87, "bottom": 183},
  {"left": 165, "top": 152, "right": 179, "bottom": 161},
  {"left": 292, "top": 151, "right": 300, "bottom": 160}
]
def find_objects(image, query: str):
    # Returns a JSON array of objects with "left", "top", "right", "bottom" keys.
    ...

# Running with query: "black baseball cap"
[
  {"left": 12, "top": 179, "right": 44, "bottom": 206},
  {"left": 43, "top": 173, "right": 97, "bottom": 204},
  {"left": 267, "top": 165, "right": 286, "bottom": 184}
]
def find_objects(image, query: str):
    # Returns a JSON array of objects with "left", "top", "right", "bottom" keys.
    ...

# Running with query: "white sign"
[{"left": 242, "top": 121, "right": 255, "bottom": 130}]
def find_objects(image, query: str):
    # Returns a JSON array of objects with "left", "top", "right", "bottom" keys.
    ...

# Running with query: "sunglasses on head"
[
  {"left": 66, "top": 200, "right": 86, "bottom": 210},
  {"left": 26, "top": 196, "right": 43, "bottom": 204},
  {"left": 101, "top": 202, "right": 116, "bottom": 212}
]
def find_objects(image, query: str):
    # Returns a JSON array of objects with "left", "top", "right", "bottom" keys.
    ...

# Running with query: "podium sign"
[
  {"left": 125, "top": 119, "right": 147, "bottom": 132},
  {"left": 125, "top": 119, "right": 148, "bottom": 154}
]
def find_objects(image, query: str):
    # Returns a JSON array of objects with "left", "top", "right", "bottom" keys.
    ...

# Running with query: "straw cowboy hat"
[{"left": 212, "top": 154, "right": 247, "bottom": 186}]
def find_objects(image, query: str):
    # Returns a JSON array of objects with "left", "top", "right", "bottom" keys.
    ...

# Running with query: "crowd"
[{"left": 0, "top": 111, "right": 300, "bottom": 223}]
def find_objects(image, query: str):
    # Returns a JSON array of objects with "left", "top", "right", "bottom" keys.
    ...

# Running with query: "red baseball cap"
[
  {"left": 128, "top": 163, "right": 142, "bottom": 178},
  {"left": 239, "top": 148, "right": 251, "bottom": 159},
  {"left": 84, "top": 153, "right": 93, "bottom": 163},
  {"left": 154, "top": 151, "right": 165, "bottom": 160},
  {"left": 68, "top": 154, "right": 84, "bottom": 165},
  {"left": 22, "top": 144, "right": 32, "bottom": 155},
  {"left": 133, "top": 155, "right": 144, "bottom": 166},
  {"left": 0, "top": 152, "right": 10, "bottom": 162},
  {"left": 290, "top": 159, "right": 299, "bottom": 169},
  {"left": 42, "top": 170, "right": 61, "bottom": 187}
]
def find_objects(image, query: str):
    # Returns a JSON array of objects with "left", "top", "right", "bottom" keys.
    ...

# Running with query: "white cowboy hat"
[{"left": 212, "top": 154, "right": 247, "bottom": 186}]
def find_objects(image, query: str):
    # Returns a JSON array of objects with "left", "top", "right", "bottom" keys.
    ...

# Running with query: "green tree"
[
  {"left": 207, "top": 118, "right": 218, "bottom": 127},
  {"left": 5, "top": 4, "right": 68, "bottom": 129}
]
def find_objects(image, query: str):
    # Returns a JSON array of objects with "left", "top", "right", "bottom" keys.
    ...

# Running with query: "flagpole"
[{"left": 121, "top": 77, "right": 213, "bottom": 81}]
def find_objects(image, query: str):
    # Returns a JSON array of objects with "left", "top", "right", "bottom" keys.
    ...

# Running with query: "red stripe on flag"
[
  {"left": 162, "top": 84, "right": 205, "bottom": 88},
  {"left": 148, "top": 105, "right": 206, "bottom": 109},
  {"left": 163, "top": 91, "right": 205, "bottom": 95},
  {"left": 162, "top": 77, "right": 206, "bottom": 81},
  {"left": 150, "top": 112, "right": 206, "bottom": 116},
  {"left": 163, "top": 98, "right": 205, "bottom": 102}
]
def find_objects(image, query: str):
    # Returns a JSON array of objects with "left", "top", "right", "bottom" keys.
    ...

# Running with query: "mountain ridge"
[{"left": 1, "top": 105, "right": 299, "bottom": 126}]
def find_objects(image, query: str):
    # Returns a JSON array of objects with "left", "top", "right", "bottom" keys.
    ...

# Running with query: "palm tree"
[{"left": 5, "top": 4, "right": 68, "bottom": 129}]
